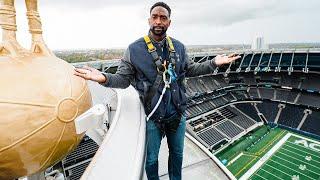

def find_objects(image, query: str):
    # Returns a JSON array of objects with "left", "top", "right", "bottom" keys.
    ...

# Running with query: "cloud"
[
  {"left": 16, "top": 0, "right": 159, "bottom": 10},
  {"left": 171, "top": 0, "right": 320, "bottom": 27},
  {"left": 7, "top": 0, "right": 320, "bottom": 49},
  {"left": 36, "top": 0, "right": 138, "bottom": 9}
]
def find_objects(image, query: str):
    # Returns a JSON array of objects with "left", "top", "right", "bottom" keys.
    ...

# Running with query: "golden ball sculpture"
[
  {"left": 0, "top": 54, "right": 92, "bottom": 179},
  {"left": 0, "top": 0, "right": 92, "bottom": 179}
]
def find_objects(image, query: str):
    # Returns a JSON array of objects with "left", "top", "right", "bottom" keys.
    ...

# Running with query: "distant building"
[{"left": 252, "top": 36, "right": 268, "bottom": 50}]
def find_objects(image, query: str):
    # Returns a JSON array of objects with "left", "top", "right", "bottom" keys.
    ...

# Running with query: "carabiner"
[{"left": 162, "top": 69, "right": 171, "bottom": 88}]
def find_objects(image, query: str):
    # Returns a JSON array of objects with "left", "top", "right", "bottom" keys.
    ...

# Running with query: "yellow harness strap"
[
  {"left": 144, "top": 35, "right": 175, "bottom": 52},
  {"left": 166, "top": 36, "right": 175, "bottom": 52},
  {"left": 144, "top": 35, "right": 156, "bottom": 52}
]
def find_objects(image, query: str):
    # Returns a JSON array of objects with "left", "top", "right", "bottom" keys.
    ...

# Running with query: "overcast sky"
[{"left": 6, "top": 0, "right": 320, "bottom": 50}]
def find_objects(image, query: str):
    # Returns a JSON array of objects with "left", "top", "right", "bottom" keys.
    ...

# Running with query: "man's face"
[{"left": 148, "top": 6, "right": 171, "bottom": 36}]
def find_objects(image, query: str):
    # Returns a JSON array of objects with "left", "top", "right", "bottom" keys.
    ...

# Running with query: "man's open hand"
[
  {"left": 214, "top": 53, "right": 241, "bottom": 66},
  {"left": 74, "top": 65, "right": 106, "bottom": 83}
]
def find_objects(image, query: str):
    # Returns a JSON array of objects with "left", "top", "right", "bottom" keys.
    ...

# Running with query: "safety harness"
[{"left": 143, "top": 35, "right": 178, "bottom": 121}]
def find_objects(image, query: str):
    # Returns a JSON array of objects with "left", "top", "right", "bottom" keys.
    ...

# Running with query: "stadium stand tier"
[{"left": 61, "top": 50, "right": 320, "bottom": 179}]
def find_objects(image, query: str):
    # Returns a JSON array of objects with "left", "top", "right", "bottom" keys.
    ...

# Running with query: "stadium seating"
[
  {"left": 300, "top": 110, "right": 320, "bottom": 136},
  {"left": 277, "top": 104, "right": 305, "bottom": 128},
  {"left": 201, "top": 75, "right": 220, "bottom": 90},
  {"left": 62, "top": 136, "right": 99, "bottom": 180},
  {"left": 300, "top": 74, "right": 320, "bottom": 91},
  {"left": 234, "top": 103, "right": 262, "bottom": 122},
  {"left": 184, "top": 51, "right": 320, "bottom": 151},
  {"left": 224, "top": 107, "right": 258, "bottom": 129},
  {"left": 197, "top": 127, "right": 227, "bottom": 148},
  {"left": 259, "top": 87, "right": 274, "bottom": 100},
  {"left": 216, "top": 120, "right": 244, "bottom": 138},
  {"left": 256, "top": 101, "right": 278, "bottom": 122},
  {"left": 297, "top": 93, "right": 320, "bottom": 107},
  {"left": 248, "top": 87, "right": 260, "bottom": 99}
]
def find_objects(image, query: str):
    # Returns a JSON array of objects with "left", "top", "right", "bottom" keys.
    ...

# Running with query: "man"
[{"left": 74, "top": 2, "right": 240, "bottom": 180}]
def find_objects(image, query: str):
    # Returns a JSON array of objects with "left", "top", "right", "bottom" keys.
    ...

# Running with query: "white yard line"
[
  {"left": 286, "top": 141, "right": 320, "bottom": 155},
  {"left": 269, "top": 159, "right": 317, "bottom": 180},
  {"left": 277, "top": 151, "right": 320, "bottom": 171},
  {"left": 239, "top": 133, "right": 292, "bottom": 180},
  {"left": 253, "top": 173, "right": 268, "bottom": 180},
  {"left": 272, "top": 154, "right": 300, "bottom": 166},
  {"left": 284, "top": 143, "right": 320, "bottom": 159},
  {"left": 265, "top": 163, "right": 292, "bottom": 178},
  {"left": 273, "top": 154, "right": 320, "bottom": 176},
  {"left": 281, "top": 147, "right": 320, "bottom": 162},
  {"left": 280, "top": 147, "right": 310, "bottom": 159},
  {"left": 228, "top": 152, "right": 243, "bottom": 166},
  {"left": 259, "top": 168, "right": 284, "bottom": 180},
  {"left": 270, "top": 155, "right": 320, "bottom": 176}
]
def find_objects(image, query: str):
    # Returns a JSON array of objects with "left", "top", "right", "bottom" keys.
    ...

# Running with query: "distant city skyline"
[{"left": 4, "top": 0, "right": 320, "bottom": 50}]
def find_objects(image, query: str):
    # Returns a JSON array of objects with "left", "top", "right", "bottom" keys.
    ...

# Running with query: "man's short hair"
[{"left": 150, "top": 2, "right": 171, "bottom": 17}]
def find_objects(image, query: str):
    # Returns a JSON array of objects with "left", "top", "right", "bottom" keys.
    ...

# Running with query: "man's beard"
[{"left": 150, "top": 26, "right": 167, "bottom": 36}]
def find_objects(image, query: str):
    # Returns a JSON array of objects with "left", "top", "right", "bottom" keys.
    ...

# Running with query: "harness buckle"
[{"left": 147, "top": 47, "right": 156, "bottom": 53}]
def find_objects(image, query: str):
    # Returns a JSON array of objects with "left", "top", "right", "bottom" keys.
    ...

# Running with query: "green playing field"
[{"left": 217, "top": 125, "right": 320, "bottom": 180}]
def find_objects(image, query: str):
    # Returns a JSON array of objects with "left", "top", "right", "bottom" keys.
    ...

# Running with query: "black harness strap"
[{"left": 143, "top": 35, "right": 178, "bottom": 122}]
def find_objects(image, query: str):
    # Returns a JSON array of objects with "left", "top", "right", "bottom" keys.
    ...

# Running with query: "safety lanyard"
[{"left": 143, "top": 35, "right": 178, "bottom": 121}]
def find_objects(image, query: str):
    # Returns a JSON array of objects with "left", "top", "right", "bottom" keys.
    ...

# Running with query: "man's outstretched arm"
[
  {"left": 185, "top": 47, "right": 241, "bottom": 77},
  {"left": 74, "top": 48, "right": 136, "bottom": 89}
]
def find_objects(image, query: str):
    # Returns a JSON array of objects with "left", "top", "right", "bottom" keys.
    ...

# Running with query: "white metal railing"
[{"left": 79, "top": 86, "right": 146, "bottom": 180}]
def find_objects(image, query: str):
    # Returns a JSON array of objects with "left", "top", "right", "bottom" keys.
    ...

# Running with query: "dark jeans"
[{"left": 145, "top": 116, "right": 186, "bottom": 180}]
